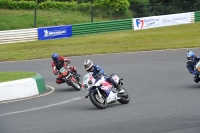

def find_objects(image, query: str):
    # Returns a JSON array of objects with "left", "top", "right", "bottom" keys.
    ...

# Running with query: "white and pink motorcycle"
[{"left": 82, "top": 72, "right": 130, "bottom": 109}]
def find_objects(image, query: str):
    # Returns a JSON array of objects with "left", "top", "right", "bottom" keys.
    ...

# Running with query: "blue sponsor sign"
[{"left": 37, "top": 25, "right": 72, "bottom": 40}]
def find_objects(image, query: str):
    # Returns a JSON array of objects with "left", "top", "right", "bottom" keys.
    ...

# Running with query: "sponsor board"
[
  {"left": 133, "top": 13, "right": 191, "bottom": 30},
  {"left": 37, "top": 25, "right": 72, "bottom": 40}
]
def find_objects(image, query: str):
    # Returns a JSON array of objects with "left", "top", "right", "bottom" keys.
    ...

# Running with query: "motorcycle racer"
[
  {"left": 83, "top": 59, "right": 124, "bottom": 93},
  {"left": 52, "top": 53, "right": 80, "bottom": 84},
  {"left": 186, "top": 50, "right": 200, "bottom": 83}
]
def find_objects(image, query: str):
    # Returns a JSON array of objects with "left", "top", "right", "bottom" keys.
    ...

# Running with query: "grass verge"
[{"left": 0, "top": 72, "right": 37, "bottom": 82}]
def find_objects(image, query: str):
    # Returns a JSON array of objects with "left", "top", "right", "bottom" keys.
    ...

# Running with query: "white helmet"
[{"left": 83, "top": 59, "right": 93, "bottom": 71}]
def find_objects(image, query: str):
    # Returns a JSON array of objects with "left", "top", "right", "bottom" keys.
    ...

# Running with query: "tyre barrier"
[{"left": 0, "top": 74, "right": 46, "bottom": 102}]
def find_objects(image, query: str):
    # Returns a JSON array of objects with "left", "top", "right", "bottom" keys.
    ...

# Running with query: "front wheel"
[
  {"left": 68, "top": 78, "right": 81, "bottom": 91},
  {"left": 89, "top": 91, "right": 107, "bottom": 109},
  {"left": 117, "top": 88, "right": 130, "bottom": 104}
]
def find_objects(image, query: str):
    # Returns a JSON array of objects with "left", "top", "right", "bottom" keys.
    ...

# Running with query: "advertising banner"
[
  {"left": 133, "top": 13, "right": 191, "bottom": 30},
  {"left": 37, "top": 25, "right": 72, "bottom": 40}
]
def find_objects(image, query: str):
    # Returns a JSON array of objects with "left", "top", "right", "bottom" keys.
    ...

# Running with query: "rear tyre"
[
  {"left": 89, "top": 91, "right": 107, "bottom": 109},
  {"left": 117, "top": 88, "right": 130, "bottom": 104}
]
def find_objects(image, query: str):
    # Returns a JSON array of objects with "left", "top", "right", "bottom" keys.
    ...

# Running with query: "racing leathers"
[
  {"left": 186, "top": 56, "right": 200, "bottom": 83},
  {"left": 91, "top": 65, "right": 105, "bottom": 77},
  {"left": 52, "top": 56, "right": 78, "bottom": 84}
]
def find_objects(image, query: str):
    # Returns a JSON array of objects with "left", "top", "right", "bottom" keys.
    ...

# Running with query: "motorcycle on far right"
[
  {"left": 195, "top": 61, "right": 200, "bottom": 72},
  {"left": 194, "top": 61, "right": 200, "bottom": 83}
]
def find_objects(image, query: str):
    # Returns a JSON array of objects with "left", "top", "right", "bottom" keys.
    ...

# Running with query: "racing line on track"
[{"left": 0, "top": 97, "right": 83, "bottom": 117}]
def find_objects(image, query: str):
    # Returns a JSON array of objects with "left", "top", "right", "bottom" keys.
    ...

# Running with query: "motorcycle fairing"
[
  {"left": 195, "top": 61, "right": 200, "bottom": 72},
  {"left": 107, "top": 91, "right": 119, "bottom": 103},
  {"left": 59, "top": 67, "right": 68, "bottom": 76},
  {"left": 100, "top": 81, "right": 112, "bottom": 97}
]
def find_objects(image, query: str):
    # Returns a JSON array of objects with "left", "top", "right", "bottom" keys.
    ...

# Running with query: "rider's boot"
[
  {"left": 194, "top": 74, "right": 200, "bottom": 83},
  {"left": 56, "top": 79, "right": 65, "bottom": 84},
  {"left": 75, "top": 72, "right": 81, "bottom": 82},
  {"left": 70, "top": 67, "right": 81, "bottom": 81},
  {"left": 113, "top": 81, "right": 124, "bottom": 94},
  {"left": 76, "top": 73, "right": 81, "bottom": 78},
  {"left": 108, "top": 77, "right": 124, "bottom": 93},
  {"left": 72, "top": 68, "right": 81, "bottom": 77}
]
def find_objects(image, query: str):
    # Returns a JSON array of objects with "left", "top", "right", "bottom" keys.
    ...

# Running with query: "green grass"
[
  {"left": 0, "top": 72, "right": 37, "bottom": 82},
  {"left": 0, "top": 9, "right": 109, "bottom": 31},
  {"left": 0, "top": 22, "right": 199, "bottom": 61}
]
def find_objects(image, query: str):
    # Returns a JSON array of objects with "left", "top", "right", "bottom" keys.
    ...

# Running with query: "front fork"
[
  {"left": 85, "top": 88, "right": 102, "bottom": 99},
  {"left": 96, "top": 88, "right": 103, "bottom": 98}
]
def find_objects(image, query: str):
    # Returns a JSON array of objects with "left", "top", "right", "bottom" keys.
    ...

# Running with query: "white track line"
[
  {"left": 0, "top": 97, "right": 83, "bottom": 117},
  {"left": 0, "top": 85, "right": 55, "bottom": 104}
]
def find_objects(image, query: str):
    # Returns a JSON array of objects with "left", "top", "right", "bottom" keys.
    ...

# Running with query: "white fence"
[
  {"left": 0, "top": 28, "right": 38, "bottom": 44},
  {"left": 190, "top": 12, "right": 195, "bottom": 22}
]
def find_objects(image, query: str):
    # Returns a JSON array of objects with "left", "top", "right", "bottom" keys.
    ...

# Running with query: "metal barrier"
[
  {"left": 195, "top": 11, "right": 200, "bottom": 22},
  {"left": 191, "top": 12, "right": 195, "bottom": 22},
  {"left": 72, "top": 19, "right": 133, "bottom": 36},
  {"left": 0, "top": 28, "right": 38, "bottom": 44}
]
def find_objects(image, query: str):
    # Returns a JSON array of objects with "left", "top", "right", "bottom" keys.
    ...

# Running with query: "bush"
[
  {"left": 94, "top": 0, "right": 130, "bottom": 14},
  {"left": 39, "top": 1, "right": 78, "bottom": 10},
  {"left": 0, "top": 0, "right": 131, "bottom": 19},
  {"left": 0, "top": 0, "right": 37, "bottom": 9}
]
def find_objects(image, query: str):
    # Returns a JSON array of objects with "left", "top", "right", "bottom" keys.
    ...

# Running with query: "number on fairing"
[{"left": 60, "top": 67, "right": 65, "bottom": 73}]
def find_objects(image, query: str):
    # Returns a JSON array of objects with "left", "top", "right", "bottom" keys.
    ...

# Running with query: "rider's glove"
[
  {"left": 94, "top": 73, "right": 102, "bottom": 78},
  {"left": 67, "top": 60, "right": 70, "bottom": 64},
  {"left": 64, "top": 59, "right": 70, "bottom": 64},
  {"left": 53, "top": 70, "right": 58, "bottom": 75}
]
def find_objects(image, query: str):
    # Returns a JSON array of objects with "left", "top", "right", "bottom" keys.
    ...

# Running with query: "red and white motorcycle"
[
  {"left": 55, "top": 60, "right": 81, "bottom": 91},
  {"left": 82, "top": 72, "right": 130, "bottom": 109}
]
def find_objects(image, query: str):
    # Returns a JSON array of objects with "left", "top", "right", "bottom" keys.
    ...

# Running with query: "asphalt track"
[{"left": 1, "top": 48, "right": 200, "bottom": 133}]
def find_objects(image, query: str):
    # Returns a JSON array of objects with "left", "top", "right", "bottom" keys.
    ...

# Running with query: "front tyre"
[
  {"left": 118, "top": 88, "right": 130, "bottom": 104},
  {"left": 89, "top": 91, "right": 107, "bottom": 109},
  {"left": 69, "top": 78, "right": 81, "bottom": 91}
]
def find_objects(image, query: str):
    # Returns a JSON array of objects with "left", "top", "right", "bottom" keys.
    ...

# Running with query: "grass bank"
[
  {"left": 0, "top": 22, "right": 199, "bottom": 61},
  {"left": 0, "top": 9, "right": 109, "bottom": 31},
  {"left": 0, "top": 72, "right": 37, "bottom": 82}
]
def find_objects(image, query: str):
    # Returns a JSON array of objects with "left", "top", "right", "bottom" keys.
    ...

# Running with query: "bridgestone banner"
[{"left": 133, "top": 13, "right": 191, "bottom": 30}]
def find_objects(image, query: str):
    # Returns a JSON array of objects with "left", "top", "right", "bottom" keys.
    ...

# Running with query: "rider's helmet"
[
  {"left": 83, "top": 59, "right": 93, "bottom": 71},
  {"left": 52, "top": 53, "right": 59, "bottom": 63},
  {"left": 186, "top": 50, "right": 195, "bottom": 61}
]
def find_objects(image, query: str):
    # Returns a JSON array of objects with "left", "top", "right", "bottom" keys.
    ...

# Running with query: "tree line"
[{"left": 1, "top": 0, "right": 199, "bottom": 18}]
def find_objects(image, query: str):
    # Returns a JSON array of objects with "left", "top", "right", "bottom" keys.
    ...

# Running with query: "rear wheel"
[
  {"left": 117, "top": 88, "right": 130, "bottom": 104},
  {"left": 89, "top": 91, "right": 107, "bottom": 109},
  {"left": 69, "top": 78, "right": 81, "bottom": 91}
]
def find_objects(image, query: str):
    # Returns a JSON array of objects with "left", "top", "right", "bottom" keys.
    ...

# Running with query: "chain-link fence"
[{"left": 0, "top": 1, "right": 200, "bottom": 31}]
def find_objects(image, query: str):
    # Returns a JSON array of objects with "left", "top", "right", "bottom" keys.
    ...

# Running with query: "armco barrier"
[
  {"left": 195, "top": 11, "right": 200, "bottom": 22},
  {"left": 0, "top": 28, "right": 38, "bottom": 44},
  {"left": 72, "top": 19, "right": 132, "bottom": 36},
  {"left": 190, "top": 12, "right": 195, "bottom": 22},
  {"left": 0, "top": 74, "right": 46, "bottom": 102}
]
